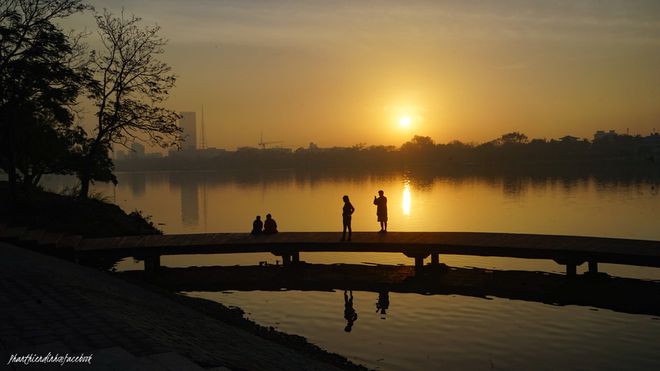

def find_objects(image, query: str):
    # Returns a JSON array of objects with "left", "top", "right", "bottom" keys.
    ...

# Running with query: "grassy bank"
[{"left": 0, "top": 181, "right": 160, "bottom": 238}]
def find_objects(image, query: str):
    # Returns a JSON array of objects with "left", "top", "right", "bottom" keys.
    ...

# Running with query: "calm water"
[
  {"left": 185, "top": 290, "right": 660, "bottom": 371},
  {"left": 42, "top": 171, "right": 660, "bottom": 370}
]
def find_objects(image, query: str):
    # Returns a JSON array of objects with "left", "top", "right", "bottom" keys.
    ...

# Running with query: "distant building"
[
  {"left": 196, "top": 147, "right": 226, "bottom": 158},
  {"left": 237, "top": 146, "right": 260, "bottom": 153},
  {"left": 644, "top": 133, "right": 660, "bottom": 156},
  {"left": 115, "top": 150, "right": 127, "bottom": 160},
  {"left": 594, "top": 130, "right": 617, "bottom": 142},
  {"left": 131, "top": 142, "right": 145, "bottom": 157},
  {"left": 559, "top": 135, "right": 580, "bottom": 143},
  {"left": 179, "top": 112, "right": 197, "bottom": 150},
  {"left": 268, "top": 147, "right": 292, "bottom": 154},
  {"left": 644, "top": 132, "right": 660, "bottom": 144},
  {"left": 144, "top": 152, "right": 163, "bottom": 159}
]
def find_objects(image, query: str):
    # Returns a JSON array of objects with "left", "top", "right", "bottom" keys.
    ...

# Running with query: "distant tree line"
[
  {"left": 116, "top": 131, "right": 660, "bottom": 174},
  {"left": 0, "top": 0, "right": 180, "bottom": 201},
  {"left": 397, "top": 132, "right": 660, "bottom": 170}
]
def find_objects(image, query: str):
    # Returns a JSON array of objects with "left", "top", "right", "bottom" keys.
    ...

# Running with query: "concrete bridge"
[{"left": 73, "top": 231, "right": 660, "bottom": 277}]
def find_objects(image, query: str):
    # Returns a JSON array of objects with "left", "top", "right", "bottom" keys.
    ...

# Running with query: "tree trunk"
[
  {"left": 78, "top": 151, "right": 96, "bottom": 199},
  {"left": 79, "top": 140, "right": 103, "bottom": 199},
  {"left": 79, "top": 171, "right": 90, "bottom": 199},
  {"left": 6, "top": 166, "right": 18, "bottom": 204},
  {"left": 20, "top": 168, "right": 43, "bottom": 196},
  {"left": 7, "top": 166, "right": 17, "bottom": 192},
  {"left": 21, "top": 172, "right": 33, "bottom": 194}
]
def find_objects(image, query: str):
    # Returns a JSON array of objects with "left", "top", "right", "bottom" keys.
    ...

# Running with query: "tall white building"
[{"left": 179, "top": 112, "right": 197, "bottom": 150}]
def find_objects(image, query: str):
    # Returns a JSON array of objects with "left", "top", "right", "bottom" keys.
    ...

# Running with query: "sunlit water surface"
[{"left": 40, "top": 171, "right": 660, "bottom": 370}]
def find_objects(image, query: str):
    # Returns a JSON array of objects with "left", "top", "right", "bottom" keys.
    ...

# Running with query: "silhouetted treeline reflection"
[
  {"left": 115, "top": 168, "right": 658, "bottom": 199},
  {"left": 116, "top": 132, "right": 660, "bottom": 176}
]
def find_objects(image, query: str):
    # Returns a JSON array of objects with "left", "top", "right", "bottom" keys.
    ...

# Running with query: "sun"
[{"left": 399, "top": 116, "right": 411, "bottom": 128}]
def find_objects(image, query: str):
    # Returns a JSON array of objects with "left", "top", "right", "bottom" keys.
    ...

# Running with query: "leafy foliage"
[{"left": 0, "top": 0, "right": 89, "bottom": 194}]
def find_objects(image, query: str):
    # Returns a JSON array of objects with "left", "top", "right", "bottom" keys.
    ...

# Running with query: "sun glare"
[
  {"left": 399, "top": 116, "right": 411, "bottom": 128},
  {"left": 402, "top": 181, "right": 411, "bottom": 216}
]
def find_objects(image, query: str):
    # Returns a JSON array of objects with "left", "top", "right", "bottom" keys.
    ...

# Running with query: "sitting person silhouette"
[
  {"left": 263, "top": 213, "right": 278, "bottom": 234},
  {"left": 344, "top": 290, "right": 358, "bottom": 332},
  {"left": 251, "top": 215, "right": 263, "bottom": 234}
]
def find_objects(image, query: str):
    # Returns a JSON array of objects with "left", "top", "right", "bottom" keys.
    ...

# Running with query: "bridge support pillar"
[
  {"left": 403, "top": 252, "right": 430, "bottom": 276},
  {"left": 144, "top": 255, "right": 160, "bottom": 275},
  {"left": 430, "top": 253, "right": 440, "bottom": 265},
  {"left": 588, "top": 260, "right": 598, "bottom": 274},
  {"left": 271, "top": 250, "right": 300, "bottom": 267},
  {"left": 566, "top": 263, "right": 577, "bottom": 277},
  {"left": 554, "top": 258, "right": 585, "bottom": 278},
  {"left": 414, "top": 256, "right": 424, "bottom": 271}
]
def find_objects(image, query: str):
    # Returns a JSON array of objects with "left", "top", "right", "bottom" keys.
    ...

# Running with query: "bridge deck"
[{"left": 78, "top": 232, "right": 660, "bottom": 269}]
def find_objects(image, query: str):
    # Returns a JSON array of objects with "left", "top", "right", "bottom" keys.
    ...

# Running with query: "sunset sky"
[{"left": 71, "top": 1, "right": 660, "bottom": 149}]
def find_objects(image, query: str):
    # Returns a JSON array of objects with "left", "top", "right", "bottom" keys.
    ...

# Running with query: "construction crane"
[{"left": 258, "top": 132, "right": 283, "bottom": 149}]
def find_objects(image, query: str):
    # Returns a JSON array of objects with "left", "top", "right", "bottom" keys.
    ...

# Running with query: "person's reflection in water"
[
  {"left": 376, "top": 291, "right": 390, "bottom": 318},
  {"left": 344, "top": 290, "right": 358, "bottom": 332}
]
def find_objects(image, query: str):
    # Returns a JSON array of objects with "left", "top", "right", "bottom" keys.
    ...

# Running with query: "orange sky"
[{"left": 71, "top": 1, "right": 660, "bottom": 150}]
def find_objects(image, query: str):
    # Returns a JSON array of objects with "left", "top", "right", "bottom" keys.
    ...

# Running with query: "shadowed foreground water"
[
  {"left": 185, "top": 289, "right": 660, "bottom": 371},
  {"left": 115, "top": 263, "right": 660, "bottom": 370}
]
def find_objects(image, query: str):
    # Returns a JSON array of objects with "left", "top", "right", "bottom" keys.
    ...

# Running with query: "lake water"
[{"left": 43, "top": 170, "right": 660, "bottom": 370}]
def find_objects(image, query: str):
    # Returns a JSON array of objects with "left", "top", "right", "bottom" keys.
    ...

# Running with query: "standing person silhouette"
[
  {"left": 373, "top": 190, "right": 388, "bottom": 232},
  {"left": 344, "top": 290, "right": 358, "bottom": 332},
  {"left": 341, "top": 195, "right": 355, "bottom": 241},
  {"left": 263, "top": 213, "right": 278, "bottom": 234}
]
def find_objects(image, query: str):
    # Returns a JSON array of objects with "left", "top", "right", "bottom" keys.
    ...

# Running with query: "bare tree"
[{"left": 79, "top": 9, "right": 181, "bottom": 198}]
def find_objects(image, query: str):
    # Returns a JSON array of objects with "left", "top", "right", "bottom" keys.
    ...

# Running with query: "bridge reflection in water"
[{"left": 118, "top": 263, "right": 660, "bottom": 318}]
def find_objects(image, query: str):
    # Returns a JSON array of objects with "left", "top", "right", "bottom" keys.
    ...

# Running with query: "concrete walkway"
[{"left": 0, "top": 242, "right": 354, "bottom": 370}]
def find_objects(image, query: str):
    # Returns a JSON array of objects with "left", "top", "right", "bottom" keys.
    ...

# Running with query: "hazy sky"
[{"left": 71, "top": 1, "right": 660, "bottom": 149}]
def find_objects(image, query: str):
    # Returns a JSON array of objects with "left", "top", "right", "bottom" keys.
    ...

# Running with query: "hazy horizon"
[{"left": 68, "top": 0, "right": 660, "bottom": 150}]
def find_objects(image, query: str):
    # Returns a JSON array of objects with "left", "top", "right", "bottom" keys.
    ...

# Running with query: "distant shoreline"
[
  {"left": 115, "top": 132, "right": 660, "bottom": 175},
  {"left": 114, "top": 159, "right": 660, "bottom": 183}
]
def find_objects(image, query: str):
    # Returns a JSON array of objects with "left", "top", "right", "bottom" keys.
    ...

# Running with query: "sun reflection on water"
[{"left": 402, "top": 180, "right": 411, "bottom": 216}]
